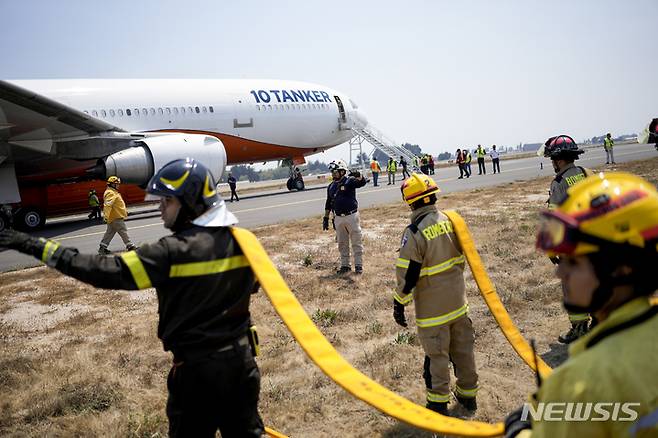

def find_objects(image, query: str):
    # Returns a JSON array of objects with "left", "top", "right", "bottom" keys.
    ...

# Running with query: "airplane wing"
[{"left": 0, "top": 80, "right": 141, "bottom": 163}]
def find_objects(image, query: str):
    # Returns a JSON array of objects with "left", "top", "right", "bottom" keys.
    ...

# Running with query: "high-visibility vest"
[
  {"left": 370, "top": 161, "right": 381, "bottom": 172},
  {"left": 604, "top": 137, "right": 614, "bottom": 148},
  {"left": 477, "top": 148, "right": 485, "bottom": 158},
  {"left": 387, "top": 161, "right": 397, "bottom": 172},
  {"left": 465, "top": 152, "right": 472, "bottom": 164}
]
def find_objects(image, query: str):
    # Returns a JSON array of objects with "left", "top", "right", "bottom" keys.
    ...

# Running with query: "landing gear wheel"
[
  {"left": 294, "top": 178, "right": 305, "bottom": 191},
  {"left": 0, "top": 214, "right": 7, "bottom": 232},
  {"left": 286, "top": 178, "right": 294, "bottom": 191},
  {"left": 15, "top": 207, "right": 45, "bottom": 231}
]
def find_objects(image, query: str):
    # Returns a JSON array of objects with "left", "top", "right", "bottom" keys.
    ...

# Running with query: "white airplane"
[{"left": 0, "top": 79, "right": 367, "bottom": 230}]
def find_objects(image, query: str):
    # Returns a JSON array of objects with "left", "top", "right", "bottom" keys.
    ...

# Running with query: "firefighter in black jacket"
[{"left": 0, "top": 158, "right": 264, "bottom": 438}]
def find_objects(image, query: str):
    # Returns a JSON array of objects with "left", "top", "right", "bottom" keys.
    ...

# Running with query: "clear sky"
[{"left": 2, "top": 0, "right": 656, "bottom": 165}]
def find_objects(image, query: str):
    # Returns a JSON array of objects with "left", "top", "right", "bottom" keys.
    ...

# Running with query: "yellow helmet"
[
  {"left": 537, "top": 172, "right": 658, "bottom": 257},
  {"left": 401, "top": 173, "right": 440, "bottom": 205},
  {"left": 107, "top": 176, "right": 121, "bottom": 184}
]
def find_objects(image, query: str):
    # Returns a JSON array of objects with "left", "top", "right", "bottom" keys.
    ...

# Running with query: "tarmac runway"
[{"left": 0, "top": 143, "right": 655, "bottom": 273}]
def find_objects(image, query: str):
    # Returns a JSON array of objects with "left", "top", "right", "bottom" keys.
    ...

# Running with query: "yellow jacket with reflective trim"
[
  {"left": 518, "top": 297, "right": 658, "bottom": 438},
  {"left": 103, "top": 187, "right": 127, "bottom": 223},
  {"left": 395, "top": 205, "right": 467, "bottom": 328}
]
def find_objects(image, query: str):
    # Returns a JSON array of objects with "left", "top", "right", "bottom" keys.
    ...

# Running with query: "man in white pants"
[{"left": 322, "top": 160, "right": 367, "bottom": 274}]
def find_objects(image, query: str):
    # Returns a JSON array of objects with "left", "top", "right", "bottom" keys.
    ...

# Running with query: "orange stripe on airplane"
[{"left": 153, "top": 129, "right": 320, "bottom": 165}]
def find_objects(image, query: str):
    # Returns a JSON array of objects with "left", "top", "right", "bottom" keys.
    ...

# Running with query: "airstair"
[{"left": 348, "top": 120, "right": 418, "bottom": 170}]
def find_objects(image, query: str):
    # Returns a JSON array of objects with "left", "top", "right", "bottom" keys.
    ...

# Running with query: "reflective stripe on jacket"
[
  {"left": 88, "top": 194, "right": 99, "bottom": 207},
  {"left": 548, "top": 163, "right": 592, "bottom": 208},
  {"left": 42, "top": 226, "right": 257, "bottom": 353},
  {"left": 519, "top": 297, "right": 658, "bottom": 438},
  {"left": 395, "top": 206, "right": 467, "bottom": 328},
  {"left": 387, "top": 161, "right": 397, "bottom": 172},
  {"left": 103, "top": 187, "right": 128, "bottom": 223}
]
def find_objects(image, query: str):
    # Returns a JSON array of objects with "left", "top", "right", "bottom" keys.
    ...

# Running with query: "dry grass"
[{"left": 0, "top": 158, "right": 656, "bottom": 437}]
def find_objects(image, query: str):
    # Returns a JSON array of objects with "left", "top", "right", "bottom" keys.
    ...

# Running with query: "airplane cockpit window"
[
  {"left": 92, "top": 110, "right": 98, "bottom": 117},
  {"left": 209, "top": 106, "right": 214, "bottom": 113},
  {"left": 195, "top": 106, "right": 200, "bottom": 114},
  {"left": 126, "top": 109, "right": 132, "bottom": 116},
  {"left": 101, "top": 110, "right": 107, "bottom": 117}
]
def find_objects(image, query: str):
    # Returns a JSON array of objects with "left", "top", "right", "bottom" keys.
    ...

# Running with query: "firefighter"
[
  {"left": 394, "top": 173, "right": 479, "bottom": 415},
  {"left": 505, "top": 172, "right": 658, "bottom": 438},
  {"left": 87, "top": 189, "right": 101, "bottom": 220},
  {"left": 0, "top": 158, "right": 264, "bottom": 437},
  {"left": 544, "top": 135, "right": 594, "bottom": 343},
  {"left": 323, "top": 159, "right": 367, "bottom": 274},
  {"left": 98, "top": 176, "right": 136, "bottom": 254}
]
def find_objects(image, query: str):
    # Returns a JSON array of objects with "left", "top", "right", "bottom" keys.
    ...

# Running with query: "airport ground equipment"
[{"left": 349, "top": 120, "right": 418, "bottom": 171}]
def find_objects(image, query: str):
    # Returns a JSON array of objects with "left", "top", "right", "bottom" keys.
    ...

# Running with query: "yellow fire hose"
[
  {"left": 232, "top": 226, "right": 503, "bottom": 437},
  {"left": 444, "top": 211, "right": 553, "bottom": 378}
]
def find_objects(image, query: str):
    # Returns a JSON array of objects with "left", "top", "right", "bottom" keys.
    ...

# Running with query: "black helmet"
[
  {"left": 147, "top": 158, "right": 220, "bottom": 219},
  {"left": 544, "top": 135, "right": 584, "bottom": 160}
]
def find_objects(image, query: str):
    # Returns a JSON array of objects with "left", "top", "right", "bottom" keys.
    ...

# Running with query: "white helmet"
[{"left": 329, "top": 160, "right": 349, "bottom": 172}]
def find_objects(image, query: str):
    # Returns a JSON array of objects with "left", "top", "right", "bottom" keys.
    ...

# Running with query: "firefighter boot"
[
  {"left": 426, "top": 401, "right": 448, "bottom": 415},
  {"left": 354, "top": 265, "right": 363, "bottom": 274},
  {"left": 456, "top": 396, "right": 477, "bottom": 412},
  {"left": 558, "top": 321, "right": 589, "bottom": 344},
  {"left": 336, "top": 266, "right": 351, "bottom": 274},
  {"left": 98, "top": 246, "right": 111, "bottom": 256}
]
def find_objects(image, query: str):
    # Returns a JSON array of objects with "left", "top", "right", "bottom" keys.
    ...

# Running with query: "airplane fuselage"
[{"left": 10, "top": 79, "right": 364, "bottom": 164}]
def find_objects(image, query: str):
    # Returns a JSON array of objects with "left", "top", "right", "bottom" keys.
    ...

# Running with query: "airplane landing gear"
[
  {"left": 0, "top": 205, "right": 13, "bottom": 232},
  {"left": 286, "top": 166, "right": 305, "bottom": 191}
]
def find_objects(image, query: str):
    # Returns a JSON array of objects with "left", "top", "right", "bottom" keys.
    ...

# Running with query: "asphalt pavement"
[{"left": 0, "top": 143, "right": 656, "bottom": 273}]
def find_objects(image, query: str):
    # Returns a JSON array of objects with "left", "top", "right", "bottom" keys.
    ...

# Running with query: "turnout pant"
[
  {"left": 477, "top": 158, "right": 486, "bottom": 174},
  {"left": 167, "top": 341, "right": 264, "bottom": 438},
  {"left": 100, "top": 219, "right": 133, "bottom": 249},
  {"left": 334, "top": 212, "right": 363, "bottom": 268},
  {"left": 418, "top": 316, "right": 479, "bottom": 403}
]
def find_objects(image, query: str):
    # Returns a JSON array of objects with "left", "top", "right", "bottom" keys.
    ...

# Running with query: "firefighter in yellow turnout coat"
[
  {"left": 394, "top": 173, "right": 479, "bottom": 415},
  {"left": 505, "top": 172, "right": 658, "bottom": 438}
]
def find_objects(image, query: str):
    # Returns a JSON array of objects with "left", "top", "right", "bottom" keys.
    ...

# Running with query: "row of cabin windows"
[
  {"left": 83, "top": 106, "right": 215, "bottom": 118},
  {"left": 256, "top": 103, "right": 330, "bottom": 111}
]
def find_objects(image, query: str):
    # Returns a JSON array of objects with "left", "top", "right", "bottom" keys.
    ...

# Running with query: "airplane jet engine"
[{"left": 102, "top": 133, "right": 227, "bottom": 187}]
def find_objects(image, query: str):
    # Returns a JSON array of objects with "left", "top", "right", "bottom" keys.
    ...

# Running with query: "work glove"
[
  {"left": 393, "top": 300, "right": 408, "bottom": 328},
  {"left": 0, "top": 229, "right": 33, "bottom": 251},
  {"left": 322, "top": 217, "right": 329, "bottom": 231},
  {"left": 504, "top": 405, "right": 532, "bottom": 438}
]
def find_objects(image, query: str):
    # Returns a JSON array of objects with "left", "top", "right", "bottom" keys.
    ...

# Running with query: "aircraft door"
[
  {"left": 232, "top": 96, "right": 254, "bottom": 138},
  {"left": 334, "top": 96, "right": 346, "bottom": 123}
]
